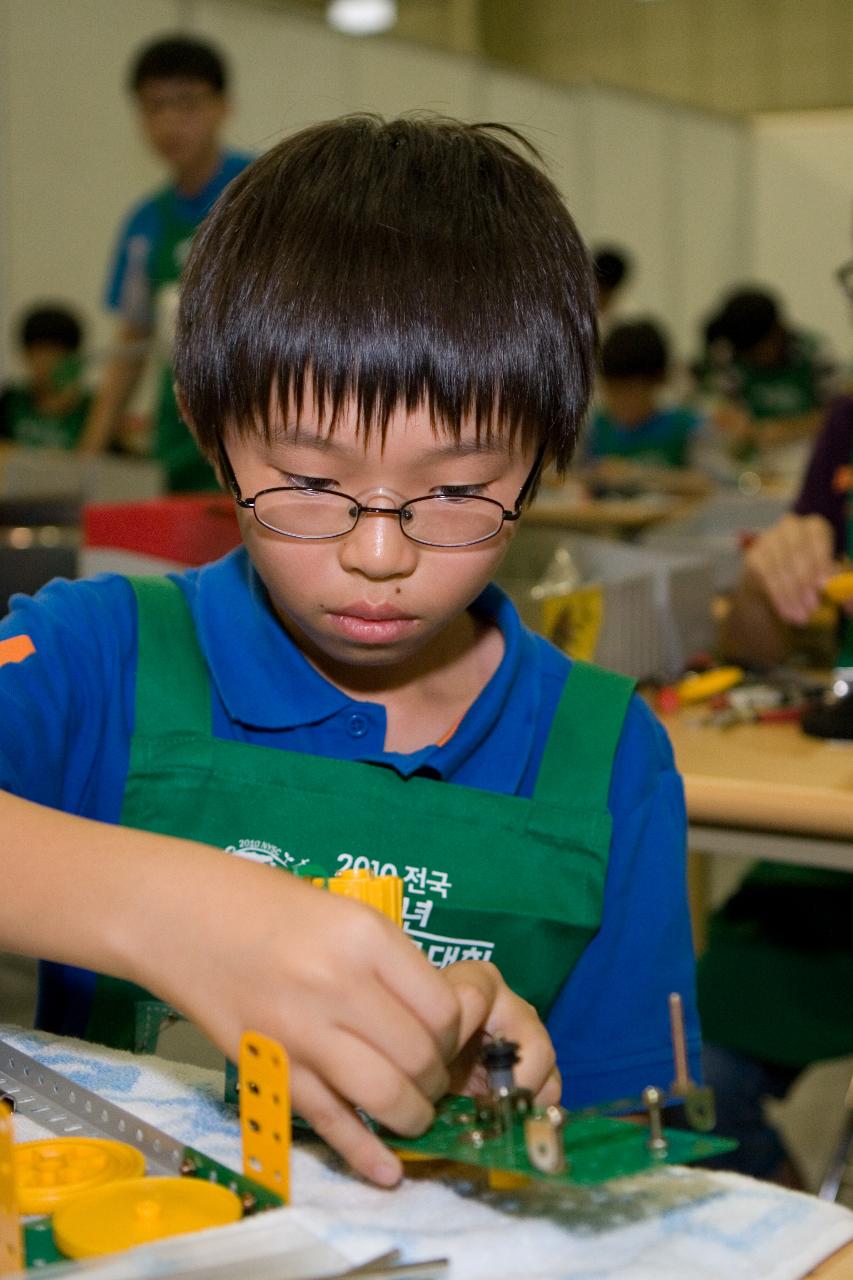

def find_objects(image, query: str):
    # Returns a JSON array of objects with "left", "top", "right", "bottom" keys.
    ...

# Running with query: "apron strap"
[
  {"left": 533, "top": 659, "right": 635, "bottom": 811},
  {"left": 129, "top": 576, "right": 212, "bottom": 736}
]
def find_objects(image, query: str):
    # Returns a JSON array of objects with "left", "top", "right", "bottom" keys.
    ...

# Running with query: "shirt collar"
[
  {"left": 193, "top": 548, "right": 352, "bottom": 729},
  {"left": 190, "top": 550, "right": 526, "bottom": 763}
]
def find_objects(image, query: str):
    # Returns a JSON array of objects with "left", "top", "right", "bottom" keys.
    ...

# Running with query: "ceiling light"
[{"left": 326, "top": 0, "right": 397, "bottom": 35}]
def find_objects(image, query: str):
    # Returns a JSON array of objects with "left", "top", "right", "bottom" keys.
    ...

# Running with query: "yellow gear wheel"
[
  {"left": 15, "top": 1138, "right": 145, "bottom": 1214},
  {"left": 52, "top": 1176, "right": 243, "bottom": 1259}
]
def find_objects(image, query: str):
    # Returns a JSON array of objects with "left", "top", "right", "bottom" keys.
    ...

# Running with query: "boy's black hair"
[
  {"left": 713, "top": 288, "right": 779, "bottom": 356},
  {"left": 175, "top": 114, "right": 597, "bottom": 473},
  {"left": 129, "top": 35, "right": 228, "bottom": 95},
  {"left": 600, "top": 319, "right": 668, "bottom": 381},
  {"left": 593, "top": 246, "right": 631, "bottom": 293},
  {"left": 18, "top": 305, "right": 83, "bottom": 352}
]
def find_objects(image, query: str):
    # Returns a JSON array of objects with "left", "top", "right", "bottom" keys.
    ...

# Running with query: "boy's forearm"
[
  {"left": 77, "top": 326, "right": 148, "bottom": 454},
  {"left": 0, "top": 790, "right": 210, "bottom": 995}
]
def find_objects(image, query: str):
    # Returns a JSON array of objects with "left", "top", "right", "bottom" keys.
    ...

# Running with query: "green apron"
[
  {"left": 735, "top": 352, "right": 819, "bottom": 421},
  {"left": 148, "top": 193, "right": 217, "bottom": 493},
  {"left": 84, "top": 576, "right": 633, "bottom": 1054},
  {"left": 698, "top": 453, "right": 853, "bottom": 1068}
]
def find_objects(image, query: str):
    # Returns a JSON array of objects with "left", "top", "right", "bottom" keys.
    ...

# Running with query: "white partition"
[
  {"left": 752, "top": 112, "right": 853, "bottom": 362},
  {"left": 0, "top": 0, "right": 753, "bottom": 378}
]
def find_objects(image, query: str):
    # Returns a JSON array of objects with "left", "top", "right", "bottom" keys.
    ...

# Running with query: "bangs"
[{"left": 175, "top": 114, "right": 596, "bottom": 469}]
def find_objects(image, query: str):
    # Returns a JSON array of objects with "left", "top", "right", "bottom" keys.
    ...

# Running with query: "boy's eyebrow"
[{"left": 267, "top": 427, "right": 506, "bottom": 461}]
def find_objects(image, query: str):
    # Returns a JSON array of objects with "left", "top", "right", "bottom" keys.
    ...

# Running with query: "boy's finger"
[
  {"left": 448, "top": 975, "right": 492, "bottom": 1053},
  {"left": 310, "top": 1028, "right": 436, "bottom": 1139},
  {"left": 338, "top": 982, "right": 450, "bottom": 1101},
  {"left": 378, "top": 944, "right": 461, "bottom": 1062},
  {"left": 292, "top": 1066, "right": 403, "bottom": 1187},
  {"left": 533, "top": 1066, "right": 563, "bottom": 1107}
]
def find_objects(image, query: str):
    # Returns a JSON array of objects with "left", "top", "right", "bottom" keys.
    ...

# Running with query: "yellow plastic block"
[
  {"left": 0, "top": 1101, "right": 22, "bottom": 1275},
  {"left": 540, "top": 586, "right": 604, "bottom": 661},
  {"left": 823, "top": 572, "right": 853, "bottom": 604},
  {"left": 326, "top": 869, "right": 404, "bottom": 927},
  {"left": 52, "top": 1177, "right": 240, "bottom": 1259},
  {"left": 239, "top": 1031, "right": 291, "bottom": 1203},
  {"left": 15, "top": 1138, "right": 145, "bottom": 1213}
]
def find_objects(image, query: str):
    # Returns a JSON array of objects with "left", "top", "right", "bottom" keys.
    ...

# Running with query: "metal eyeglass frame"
[{"left": 217, "top": 441, "right": 546, "bottom": 548}]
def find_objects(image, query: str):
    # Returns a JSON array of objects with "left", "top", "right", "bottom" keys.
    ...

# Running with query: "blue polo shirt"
[
  {"left": 105, "top": 152, "right": 252, "bottom": 328},
  {"left": 0, "top": 549, "right": 700, "bottom": 1107}
]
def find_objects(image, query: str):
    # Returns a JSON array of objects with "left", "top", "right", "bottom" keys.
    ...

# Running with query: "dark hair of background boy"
[
  {"left": 600, "top": 319, "right": 668, "bottom": 382},
  {"left": 175, "top": 114, "right": 597, "bottom": 475},
  {"left": 18, "top": 306, "right": 83, "bottom": 352},
  {"left": 593, "top": 246, "right": 631, "bottom": 295},
  {"left": 128, "top": 35, "right": 228, "bottom": 95},
  {"left": 708, "top": 288, "right": 780, "bottom": 358}
]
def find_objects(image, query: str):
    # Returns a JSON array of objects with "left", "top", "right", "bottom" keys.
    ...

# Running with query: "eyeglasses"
[
  {"left": 219, "top": 443, "right": 545, "bottom": 548},
  {"left": 836, "top": 259, "right": 853, "bottom": 302}
]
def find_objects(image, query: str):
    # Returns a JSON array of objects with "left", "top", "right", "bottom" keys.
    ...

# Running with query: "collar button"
[{"left": 347, "top": 713, "right": 369, "bottom": 739}]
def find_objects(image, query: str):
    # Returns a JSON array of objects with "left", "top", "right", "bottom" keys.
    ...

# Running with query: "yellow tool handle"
[{"left": 676, "top": 666, "right": 743, "bottom": 705}]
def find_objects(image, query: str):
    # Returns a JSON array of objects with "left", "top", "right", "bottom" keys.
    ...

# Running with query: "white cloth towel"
[{"left": 5, "top": 1028, "right": 853, "bottom": 1280}]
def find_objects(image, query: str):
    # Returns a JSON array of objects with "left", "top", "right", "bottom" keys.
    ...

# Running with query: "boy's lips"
[{"left": 327, "top": 602, "right": 418, "bottom": 644}]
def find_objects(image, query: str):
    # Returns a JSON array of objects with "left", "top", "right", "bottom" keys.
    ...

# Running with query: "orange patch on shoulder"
[{"left": 0, "top": 635, "right": 35, "bottom": 666}]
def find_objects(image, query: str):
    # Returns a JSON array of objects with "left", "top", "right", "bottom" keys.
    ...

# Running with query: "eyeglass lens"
[{"left": 253, "top": 489, "right": 505, "bottom": 546}]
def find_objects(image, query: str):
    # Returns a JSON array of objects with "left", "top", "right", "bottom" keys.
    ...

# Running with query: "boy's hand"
[
  {"left": 442, "top": 960, "right": 561, "bottom": 1105},
  {"left": 745, "top": 513, "right": 838, "bottom": 626},
  {"left": 137, "top": 859, "right": 460, "bottom": 1189}
]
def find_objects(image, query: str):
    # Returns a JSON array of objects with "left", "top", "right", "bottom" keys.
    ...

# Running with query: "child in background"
[
  {"left": 0, "top": 116, "right": 699, "bottom": 1184},
  {"left": 0, "top": 305, "right": 91, "bottom": 449},
  {"left": 79, "top": 35, "right": 252, "bottom": 491},
  {"left": 587, "top": 319, "right": 701, "bottom": 468},
  {"left": 592, "top": 245, "right": 633, "bottom": 336},
  {"left": 700, "top": 287, "right": 838, "bottom": 449}
]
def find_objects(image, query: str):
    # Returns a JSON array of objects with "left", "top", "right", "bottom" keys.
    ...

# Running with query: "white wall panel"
[
  {"left": 481, "top": 69, "right": 588, "bottom": 228},
  {"left": 195, "top": 2, "right": 356, "bottom": 151},
  {"left": 348, "top": 38, "right": 482, "bottom": 120},
  {"left": 753, "top": 112, "right": 853, "bottom": 362}
]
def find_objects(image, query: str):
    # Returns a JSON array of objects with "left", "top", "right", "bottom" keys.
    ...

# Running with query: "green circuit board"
[{"left": 382, "top": 1095, "right": 736, "bottom": 1186}]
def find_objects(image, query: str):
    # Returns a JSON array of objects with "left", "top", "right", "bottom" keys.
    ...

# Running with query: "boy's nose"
[{"left": 337, "top": 505, "right": 418, "bottom": 579}]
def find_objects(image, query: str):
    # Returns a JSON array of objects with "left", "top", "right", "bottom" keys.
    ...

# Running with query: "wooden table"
[
  {"left": 526, "top": 491, "right": 696, "bottom": 537},
  {"left": 809, "top": 1239, "right": 853, "bottom": 1276},
  {"left": 658, "top": 712, "right": 853, "bottom": 873}
]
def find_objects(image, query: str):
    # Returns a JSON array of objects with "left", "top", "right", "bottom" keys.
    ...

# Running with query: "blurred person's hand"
[{"left": 744, "top": 513, "right": 839, "bottom": 626}]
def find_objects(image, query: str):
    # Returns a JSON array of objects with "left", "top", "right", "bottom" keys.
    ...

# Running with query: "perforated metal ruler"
[{"left": 0, "top": 1037, "right": 280, "bottom": 1206}]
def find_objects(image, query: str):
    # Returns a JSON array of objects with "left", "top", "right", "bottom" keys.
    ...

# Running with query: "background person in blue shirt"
[
  {"left": 78, "top": 35, "right": 252, "bottom": 490},
  {"left": 0, "top": 115, "right": 700, "bottom": 1186},
  {"left": 587, "top": 319, "right": 701, "bottom": 469}
]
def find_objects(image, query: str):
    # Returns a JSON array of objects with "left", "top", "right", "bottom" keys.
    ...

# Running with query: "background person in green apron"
[
  {"left": 0, "top": 304, "right": 91, "bottom": 449},
  {"left": 698, "top": 286, "right": 838, "bottom": 454},
  {"left": 710, "top": 394, "right": 853, "bottom": 1182},
  {"left": 78, "top": 35, "right": 251, "bottom": 490},
  {"left": 0, "top": 116, "right": 701, "bottom": 1186}
]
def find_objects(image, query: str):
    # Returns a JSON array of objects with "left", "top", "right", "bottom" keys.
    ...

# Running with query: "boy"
[
  {"left": 587, "top": 319, "right": 700, "bottom": 468},
  {"left": 0, "top": 305, "right": 91, "bottom": 449},
  {"left": 0, "top": 116, "right": 699, "bottom": 1185},
  {"left": 78, "top": 35, "right": 251, "bottom": 491}
]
